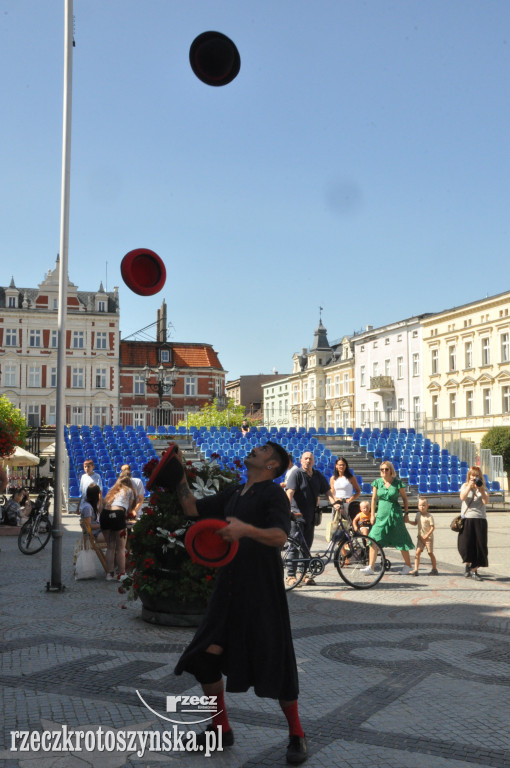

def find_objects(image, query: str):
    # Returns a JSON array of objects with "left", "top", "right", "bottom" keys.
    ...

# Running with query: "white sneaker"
[
  {"left": 105, "top": 573, "right": 115, "bottom": 581},
  {"left": 400, "top": 565, "right": 411, "bottom": 575},
  {"left": 360, "top": 566, "right": 375, "bottom": 575}
]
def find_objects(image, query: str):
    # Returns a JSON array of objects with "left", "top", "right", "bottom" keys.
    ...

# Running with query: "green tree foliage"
[
  {"left": 481, "top": 426, "right": 510, "bottom": 486},
  {"left": 177, "top": 398, "right": 247, "bottom": 430},
  {"left": 0, "top": 395, "right": 28, "bottom": 458}
]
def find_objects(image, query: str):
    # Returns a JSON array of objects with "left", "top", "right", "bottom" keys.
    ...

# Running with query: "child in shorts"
[
  {"left": 408, "top": 497, "right": 438, "bottom": 576},
  {"left": 352, "top": 500, "right": 372, "bottom": 536}
]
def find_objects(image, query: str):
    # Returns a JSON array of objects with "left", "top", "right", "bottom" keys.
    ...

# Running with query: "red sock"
[
  {"left": 280, "top": 700, "right": 305, "bottom": 738},
  {"left": 212, "top": 689, "right": 231, "bottom": 733}
]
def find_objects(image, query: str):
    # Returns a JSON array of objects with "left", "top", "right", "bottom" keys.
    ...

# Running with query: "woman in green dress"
[{"left": 361, "top": 461, "right": 414, "bottom": 575}]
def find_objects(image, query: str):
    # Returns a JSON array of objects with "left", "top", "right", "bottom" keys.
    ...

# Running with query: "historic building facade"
[
  {"left": 422, "top": 290, "right": 510, "bottom": 443},
  {"left": 352, "top": 314, "right": 430, "bottom": 431},
  {"left": 0, "top": 260, "right": 119, "bottom": 426}
]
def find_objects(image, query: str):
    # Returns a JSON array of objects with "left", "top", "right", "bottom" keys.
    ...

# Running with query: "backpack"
[{"left": 2, "top": 499, "right": 20, "bottom": 526}]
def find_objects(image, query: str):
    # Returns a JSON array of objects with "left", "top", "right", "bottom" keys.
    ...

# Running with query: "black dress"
[{"left": 174, "top": 480, "right": 299, "bottom": 701}]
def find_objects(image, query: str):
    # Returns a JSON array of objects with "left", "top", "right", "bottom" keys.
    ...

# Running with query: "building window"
[
  {"left": 71, "top": 406, "right": 84, "bottom": 426},
  {"left": 134, "top": 374, "right": 145, "bottom": 395},
  {"left": 360, "top": 404, "right": 366, "bottom": 425},
  {"left": 373, "top": 401, "right": 380, "bottom": 422},
  {"left": 93, "top": 406, "right": 108, "bottom": 426},
  {"left": 343, "top": 373, "right": 349, "bottom": 393},
  {"left": 309, "top": 379, "right": 315, "bottom": 399},
  {"left": 483, "top": 388, "right": 491, "bottom": 415},
  {"left": 4, "top": 364, "right": 17, "bottom": 387},
  {"left": 28, "top": 366, "right": 41, "bottom": 387},
  {"left": 72, "top": 331, "right": 84, "bottom": 349},
  {"left": 95, "top": 332, "right": 107, "bottom": 350},
  {"left": 397, "top": 357, "right": 403, "bottom": 380},
  {"left": 449, "top": 345, "right": 456, "bottom": 371},
  {"left": 95, "top": 368, "right": 107, "bottom": 389},
  {"left": 385, "top": 338, "right": 390, "bottom": 345},
  {"left": 413, "top": 396, "right": 421, "bottom": 422},
  {"left": 160, "top": 349, "right": 170, "bottom": 363},
  {"left": 466, "top": 390, "right": 473, "bottom": 417},
  {"left": 97, "top": 300, "right": 106, "bottom": 312},
  {"left": 50, "top": 330, "right": 58, "bottom": 348},
  {"left": 29, "top": 329, "right": 41, "bottom": 347},
  {"left": 481, "top": 337, "right": 490, "bottom": 366},
  {"left": 360, "top": 366, "right": 365, "bottom": 387},
  {"left": 412, "top": 353, "right": 420, "bottom": 376},
  {"left": 325, "top": 377, "right": 331, "bottom": 398},
  {"left": 72, "top": 367, "right": 85, "bottom": 388},
  {"left": 48, "top": 405, "right": 56, "bottom": 426},
  {"left": 372, "top": 361, "right": 379, "bottom": 378},
  {"left": 185, "top": 376, "right": 197, "bottom": 396},
  {"left": 334, "top": 375, "right": 340, "bottom": 396},
  {"left": 384, "top": 359, "right": 391, "bottom": 376},
  {"left": 5, "top": 328, "right": 18, "bottom": 347},
  {"left": 292, "top": 384, "right": 299, "bottom": 404},
  {"left": 449, "top": 392, "right": 456, "bottom": 418},
  {"left": 431, "top": 348, "right": 438, "bottom": 374},
  {"left": 27, "top": 404, "right": 40, "bottom": 427},
  {"left": 133, "top": 409, "right": 146, "bottom": 428},
  {"left": 303, "top": 382, "right": 308, "bottom": 402},
  {"left": 501, "top": 333, "right": 509, "bottom": 363},
  {"left": 398, "top": 398, "right": 405, "bottom": 421},
  {"left": 8, "top": 296, "right": 16, "bottom": 308},
  {"left": 432, "top": 394, "right": 439, "bottom": 420},
  {"left": 503, "top": 386, "right": 510, "bottom": 414},
  {"left": 50, "top": 367, "right": 57, "bottom": 388},
  {"left": 397, "top": 334, "right": 402, "bottom": 342},
  {"left": 464, "top": 341, "right": 473, "bottom": 369}
]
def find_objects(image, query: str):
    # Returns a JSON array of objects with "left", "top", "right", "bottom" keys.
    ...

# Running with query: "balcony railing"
[{"left": 369, "top": 376, "right": 394, "bottom": 393}]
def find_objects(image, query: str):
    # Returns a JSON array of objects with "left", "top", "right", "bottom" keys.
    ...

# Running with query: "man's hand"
[{"left": 219, "top": 517, "right": 249, "bottom": 541}]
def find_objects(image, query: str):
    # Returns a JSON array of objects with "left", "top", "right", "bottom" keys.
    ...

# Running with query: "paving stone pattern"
[{"left": 1, "top": 513, "right": 510, "bottom": 767}]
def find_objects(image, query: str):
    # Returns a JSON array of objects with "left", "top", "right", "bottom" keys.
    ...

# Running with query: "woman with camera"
[{"left": 458, "top": 466, "right": 489, "bottom": 581}]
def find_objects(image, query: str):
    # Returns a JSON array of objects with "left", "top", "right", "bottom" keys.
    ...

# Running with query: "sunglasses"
[{"left": 380, "top": 468, "right": 390, "bottom": 472}]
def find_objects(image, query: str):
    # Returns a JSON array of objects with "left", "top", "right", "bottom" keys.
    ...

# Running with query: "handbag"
[
  {"left": 325, "top": 508, "right": 340, "bottom": 542},
  {"left": 75, "top": 548, "right": 100, "bottom": 580},
  {"left": 450, "top": 515, "right": 464, "bottom": 533}
]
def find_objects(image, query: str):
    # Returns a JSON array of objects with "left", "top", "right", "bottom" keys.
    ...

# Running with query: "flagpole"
[{"left": 49, "top": 0, "right": 73, "bottom": 591}]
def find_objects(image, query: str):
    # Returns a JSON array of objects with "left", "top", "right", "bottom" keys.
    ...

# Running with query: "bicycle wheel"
[
  {"left": 333, "top": 533, "right": 385, "bottom": 589},
  {"left": 281, "top": 540, "right": 308, "bottom": 591},
  {"left": 18, "top": 515, "right": 52, "bottom": 555}
]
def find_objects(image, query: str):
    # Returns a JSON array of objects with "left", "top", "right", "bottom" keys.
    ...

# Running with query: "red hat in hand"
[{"left": 185, "top": 519, "right": 239, "bottom": 568}]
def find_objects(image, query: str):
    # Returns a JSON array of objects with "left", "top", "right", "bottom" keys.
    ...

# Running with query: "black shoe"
[
  {"left": 464, "top": 564, "right": 471, "bottom": 574},
  {"left": 286, "top": 734, "right": 308, "bottom": 764},
  {"left": 473, "top": 572, "right": 483, "bottom": 582},
  {"left": 196, "top": 726, "right": 234, "bottom": 750},
  {"left": 465, "top": 568, "right": 472, "bottom": 578}
]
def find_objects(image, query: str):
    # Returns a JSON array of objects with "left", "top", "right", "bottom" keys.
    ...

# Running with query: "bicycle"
[
  {"left": 281, "top": 504, "right": 389, "bottom": 590},
  {"left": 18, "top": 485, "right": 53, "bottom": 555}
]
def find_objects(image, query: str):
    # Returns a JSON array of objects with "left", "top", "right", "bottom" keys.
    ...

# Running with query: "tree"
[
  {"left": 481, "top": 427, "right": 510, "bottom": 489},
  {"left": 177, "top": 398, "right": 246, "bottom": 430},
  {"left": 0, "top": 395, "right": 28, "bottom": 458}
]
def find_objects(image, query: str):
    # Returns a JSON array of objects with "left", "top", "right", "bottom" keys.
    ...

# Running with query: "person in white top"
[
  {"left": 79, "top": 460, "right": 101, "bottom": 511},
  {"left": 329, "top": 456, "right": 361, "bottom": 521},
  {"left": 120, "top": 464, "right": 145, "bottom": 518}
]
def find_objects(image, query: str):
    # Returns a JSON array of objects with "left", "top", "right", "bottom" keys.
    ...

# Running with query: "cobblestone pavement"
[{"left": 1, "top": 511, "right": 509, "bottom": 768}]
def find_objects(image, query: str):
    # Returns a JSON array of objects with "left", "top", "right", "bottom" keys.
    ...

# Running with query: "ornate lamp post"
[{"left": 143, "top": 364, "right": 178, "bottom": 426}]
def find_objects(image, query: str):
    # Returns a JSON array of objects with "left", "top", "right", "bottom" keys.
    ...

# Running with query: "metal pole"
[{"left": 49, "top": 0, "right": 73, "bottom": 592}]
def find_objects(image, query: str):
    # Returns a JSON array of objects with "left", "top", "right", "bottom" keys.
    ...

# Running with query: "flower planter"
[{"left": 139, "top": 588, "right": 206, "bottom": 627}]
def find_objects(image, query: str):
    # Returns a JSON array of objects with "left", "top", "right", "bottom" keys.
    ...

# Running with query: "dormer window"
[
  {"left": 8, "top": 297, "right": 16, "bottom": 308},
  {"left": 97, "top": 300, "right": 106, "bottom": 312},
  {"left": 160, "top": 349, "right": 170, "bottom": 363}
]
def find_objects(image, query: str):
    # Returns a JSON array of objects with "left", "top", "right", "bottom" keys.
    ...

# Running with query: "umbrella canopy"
[{"left": 1, "top": 446, "right": 40, "bottom": 467}]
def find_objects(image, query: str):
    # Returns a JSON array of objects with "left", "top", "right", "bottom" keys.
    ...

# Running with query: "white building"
[{"left": 352, "top": 315, "right": 430, "bottom": 430}]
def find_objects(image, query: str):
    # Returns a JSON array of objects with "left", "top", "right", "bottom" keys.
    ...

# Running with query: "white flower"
[{"left": 155, "top": 527, "right": 186, "bottom": 550}]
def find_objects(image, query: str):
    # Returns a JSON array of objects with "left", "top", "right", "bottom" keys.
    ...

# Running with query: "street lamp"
[{"left": 143, "top": 364, "right": 178, "bottom": 427}]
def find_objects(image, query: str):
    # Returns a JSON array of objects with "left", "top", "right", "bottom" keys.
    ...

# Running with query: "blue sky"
[{"left": 1, "top": 1, "right": 509, "bottom": 381}]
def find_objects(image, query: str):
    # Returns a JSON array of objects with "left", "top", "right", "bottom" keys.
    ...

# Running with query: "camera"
[{"left": 474, "top": 478, "right": 483, "bottom": 487}]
